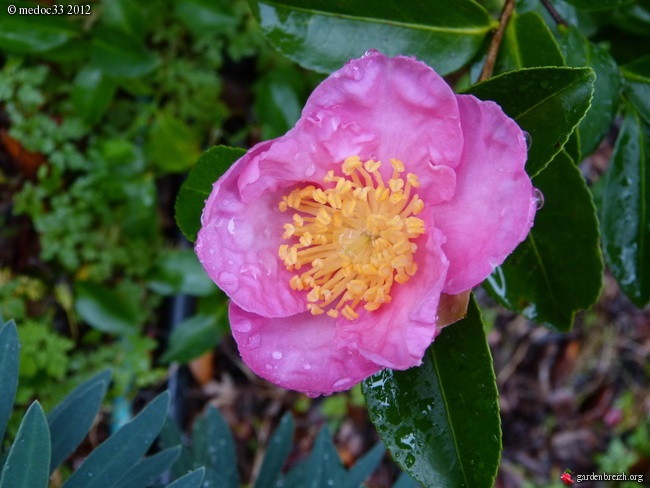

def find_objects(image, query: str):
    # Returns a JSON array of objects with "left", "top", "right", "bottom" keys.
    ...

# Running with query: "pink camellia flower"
[{"left": 196, "top": 50, "right": 537, "bottom": 396}]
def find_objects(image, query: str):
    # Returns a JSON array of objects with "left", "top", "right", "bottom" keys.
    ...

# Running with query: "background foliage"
[{"left": 1, "top": 0, "right": 650, "bottom": 487}]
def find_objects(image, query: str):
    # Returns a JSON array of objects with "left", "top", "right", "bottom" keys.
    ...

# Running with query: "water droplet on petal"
[
  {"left": 364, "top": 48, "right": 379, "bottom": 57},
  {"left": 332, "top": 378, "right": 352, "bottom": 389},
  {"left": 305, "top": 163, "right": 316, "bottom": 177},
  {"left": 233, "top": 319, "right": 251, "bottom": 333},
  {"left": 272, "top": 350, "right": 283, "bottom": 360},
  {"left": 240, "top": 263, "right": 261, "bottom": 280},
  {"left": 304, "top": 363, "right": 311, "bottom": 370},
  {"left": 533, "top": 187, "right": 545, "bottom": 210},
  {"left": 523, "top": 131, "right": 532, "bottom": 150}
]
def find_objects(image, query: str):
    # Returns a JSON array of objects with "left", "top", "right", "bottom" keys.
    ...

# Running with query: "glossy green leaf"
[
  {"left": 601, "top": 109, "right": 650, "bottom": 307},
  {"left": 558, "top": 26, "right": 621, "bottom": 156},
  {"left": 516, "top": 0, "right": 601, "bottom": 37},
  {"left": 74, "top": 281, "right": 140, "bottom": 335},
  {"left": 622, "top": 55, "right": 650, "bottom": 125},
  {"left": 161, "top": 313, "right": 225, "bottom": 364},
  {"left": 254, "top": 68, "right": 304, "bottom": 140},
  {"left": 192, "top": 407, "right": 239, "bottom": 488},
  {"left": 116, "top": 447, "right": 182, "bottom": 488},
  {"left": 175, "top": 0, "right": 239, "bottom": 36},
  {"left": 363, "top": 297, "right": 500, "bottom": 488},
  {"left": 561, "top": 0, "right": 636, "bottom": 10},
  {"left": 165, "top": 468, "right": 205, "bottom": 488},
  {"left": 175, "top": 145, "right": 246, "bottom": 242},
  {"left": 251, "top": 0, "right": 495, "bottom": 75},
  {"left": 497, "top": 11, "right": 564, "bottom": 73},
  {"left": 0, "top": 10, "right": 79, "bottom": 54},
  {"left": 0, "top": 320, "right": 19, "bottom": 443},
  {"left": 342, "top": 442, "right": 385, "bottom": 488},
  {"left": 465, "top": 67, "right": 595, "bottom": 176},
  {"left": 253, "top": 413, "right": 295, "bottom": 488},
  {"left": 90, "top": 26, "right": 159, "bottom": 78},
  {"left": 0, "top": 402, "right": 50, "bottom": 488},
  {"left": 62, "top": 392, "right": 170, "bottom": 488},
  {"left": 47, "top": 370, "right": 111, "bottom": 472},
  {"left": 147, "top": 112, "right": 201, "bottom": 174},
  {"left": 147, "top": 249, "right": 215, "bottom": 297},
  {"left": 72, "top": 66, "right": 117, "bottom": 126},
  {"left": 485, "top": 151, "right": 603, "bottom": 330}
]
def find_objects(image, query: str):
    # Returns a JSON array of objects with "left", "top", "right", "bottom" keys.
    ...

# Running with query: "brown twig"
[
  {"left": 479, "top": 0, "right": 517, "bottom": 82},
  {"left": 540, "top": 0, "right": 568, "bottom": 26}
]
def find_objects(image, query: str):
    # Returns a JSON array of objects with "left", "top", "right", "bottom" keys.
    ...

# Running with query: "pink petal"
[
  {"left": 230, "top": 304, "right": 381, "bottom": 396},
  {"left": 300, "top": 51, "right": 464, "bottom": 176},
  {"left": 432, "top": 94, "right": 537, "bottom": 294},
  {"left": 196, "top": 142, "right": 307, "bottom": 318}
]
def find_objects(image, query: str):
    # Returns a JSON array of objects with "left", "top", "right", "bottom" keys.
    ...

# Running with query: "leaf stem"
[
  {"left": 539, "top": 0, "right": 568, "bottom": 26},
  {"left": 479, "top": 0, "right": 516, "bottom": 82}
]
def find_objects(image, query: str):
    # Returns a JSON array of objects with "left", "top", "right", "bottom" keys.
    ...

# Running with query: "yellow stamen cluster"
[{"left": 278, "top": 156, "right": 426, "bottom": 320}]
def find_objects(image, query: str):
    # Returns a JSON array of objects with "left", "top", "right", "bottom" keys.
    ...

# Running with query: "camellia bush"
[{"left": 173, "top": 0, "right": 650, "bottom": 487}]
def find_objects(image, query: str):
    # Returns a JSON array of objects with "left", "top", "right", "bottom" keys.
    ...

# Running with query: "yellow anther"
[
  {"left": 390, "top": 158, "right": 405, "bottom": 172},
  {"left": 389, "top": 178, "right": 404, "bottom": 192},
  {"left": 278, "top": 156, "right": 426, "bottom": 320},
  {"left": 364, "top": 159, "right": 381, "bottom": 173},
  {"left": 342, "top": 156, "right": 362, "bottom": 175},
  {"left": 407, "top": 173, "right": 420, "bottom": 188}
]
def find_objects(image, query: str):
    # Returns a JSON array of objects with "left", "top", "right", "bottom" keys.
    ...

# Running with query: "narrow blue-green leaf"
[
  {"left": 47, "top": 370, "right": 111, "bottom": 472},
  {"left": 175, "top": 145, "right": 246, "bottom": 242},
  {"left": 621, "top": 55, "right": 650, "bottom": 125},
  {"left": 115, "top": 447, "right": 182, "bottom": 488},
  {"left": 342, "top": 442, "right": 385, "bottom": 488},
  {"left": 251, "top": 0, "right": 495, "bottom": 75},
  {"left": 484, "top": 151, "right": 603, "bottom": 330},
  {"left": 72, "top": 66, "right": 117, "bottom": 126},
  {"left": 0, "top": 402, "right": 50, "bottom": 488},
  {"left": 193, "top": 407, "right": 239, "bottom": 488},
  {"left": 253, "top": 413, "right": 295, "bottom": 488},
  {"left": 305, "top": 427, "right": 346, "bottom": 488},
  {"left": 147, "top": 249, "right": 216, "bottom": 297},
  {"left": 602, "top": 108, "right": 650, "bottom": 307},
  {"left": 0, "top": 320, "right": 19, "bottom": 443},
  {"left": 159, "top": 420, "right": 194, "bottom": 479},
  {"left": 558, "top": 25, "right": 621, "bottom": 156},
  {"left": 164, "top": 468, "right": 205, "bottom": 488},
  {"left": 363, "top": 297, "right": 500, "bottom": 488},
  {"left": 464, "top": 67, "right": 595, "bottom": 177},
  {"left": 62, "top": 392, "right": 170, "bottom": 488},
  {"left": 393, "top": 471, "right": 420, "bottom": 488},
  {"left": 74, "top": 281, "right": 140, "bottom": 335},
  {"left": 562, "top": 0, "right": 636, "bottom": 11}
]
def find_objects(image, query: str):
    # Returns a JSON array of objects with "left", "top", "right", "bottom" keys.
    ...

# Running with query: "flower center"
[{"left": 278, "top": 156, "right": 426, "bottom": 320}]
